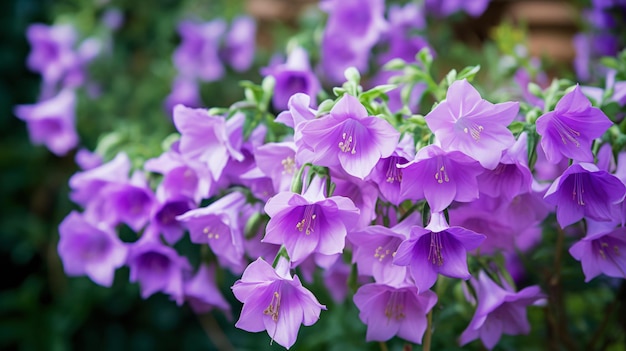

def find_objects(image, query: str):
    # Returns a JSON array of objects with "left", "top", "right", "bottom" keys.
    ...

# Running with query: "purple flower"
[
  {"left": 14, "top": 89, "right": 78, "bottom": 156},
  {"left": 262, "top": 47, "right": 320, "bottom": 111},
  {"left": 184, "top": 264, "right": 231, "bottom": 315},
  {"left": 173, "top": 19, "right": 226, "bottom": 81},
  {"left": 254, "top": 141, "right": 298, "bottom": 193},
  {"left": 232, "top": 258, "right": 326, "bottom": 349},
  {"left": 164, "top": 76, "right": 202, "bottom": 115},
  {"left": 536, "top": 85, "right": 613, "bottom": 164},
  {"left": 97, "top": 171, "right": 156, "bottom": 231},
  {"left": 368, "top": 134, "right": 415, "bottom": 205},
  {"left": 460, "top": 271, "right": 544, "bottom": 349},
  {"left": 152, "top": 197, "right": 196, "bottom": 245},
  {"left": 26, "top": 23, "right": 77, "bottom": 84},
  {"left": 321, "top": 0, "right": 387, "bottom": 47},
  {"left": 398, "top": 144, "right": 484, "bottom": 212},
  {"left": 57, "top": 211, "right": 127, "bottom": 287},
  {"left": 353, "top": 282, "right": 437, "bottom": 344},
  {"left": 173, "top": 105, "right": 244, "bottom": 182},
  {"left": 331, "top": 169, "right": 379, "bottom": 228},
  {"left": 299, "top": 94, "right": 399, "bottom": 179},
  {"left": 425, "top": 0, "right": 490, "bottom": 17},
  {"left": 177, "top": 192, "right": 248, "bottom": 273},
  {"left": 425, "top": 79, "right": 519, "bottom": 170},
  {"left": 127, "top": 234, "right": 191, "bottom": 305},
  {"left": 220, "top": 16, "right": 256, "bottom": 72},
  {"left": 569, "top": 219, "right": 626, "bottom": 282},
  {"left": 263, "top": 179, "right": 360, "bottom": 265},
  {"left": 544, "top": 162, "right": 626, "bottom": 228},
  {"left": 275, "top": 93, "right": 316, "bottom": 129},
  {"left": 75, "top": 148, "right": 102, "bottom": 170},
  {"left": 69, "top": 152, "right": 131, "bottom": 206},
  {"left": 477, "top": 132, "right": 533, "bottom": 200},
  {"left": 394, "top": 212, "right": 485, "bottom": 292},
  {"left": 320, "top": 33, "right": 370, "bottom": 84}
]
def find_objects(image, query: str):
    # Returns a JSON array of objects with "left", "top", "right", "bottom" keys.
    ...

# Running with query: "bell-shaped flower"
[
  {"left": 353, "top": 281, "right": 437, "bottom": 344},
  {"left": 425, "top": 79, "right": 519, "bottom": 170},
  {"left": 69, "top": 152, "right": 130, "bottom": 206},
  {"left": 262, "top": 47, "right": 320, "bottom": 111},
  {"left": 544, "top": 162, "right": 626, "bottom": 228},
  {"left": 263, "top": 178, "right": 360, "bottom": 265},
  {"left": 177, "top": 192, "right": 247, "bottom": 273},
  {"left": 536, "top": 85, "right": 613, "bottom": 164},
  {"left": 232, "top": 258, "right": 326, "bottom": 349},
  {"left": 460, "top": 271, "right": 544, "bottom": 350},
  {"left": 173, "top": 19, "right": 226, "bottom": 81},
  {"left": 26, "top": 23, "right": 77, "bottom": 84},
  {"left": 299, "top": 94, "right": 399, "bottom": 179},
  {"left": 57, "top": 211, "right": 128, "bottom": 287},
  {"left": 127, "top": 231, "right": 191, "bottom": 305},
  {"left": 14, "top": 89, "right": 78, "bottom": 156},
  {"left": 399, "top": 144, "right": 484, "bottom": 212},
  {"left": 220, "top": 16, "right": 256, "bottom": 72},
  {"left": 368, "top": 134, "right": 415, "bottom": 206},
  {"left": 254, "top": 141, "right": 298, "bottom": 193},
  {"left": 394, "top": 212, "right": 485, "bottom": 292},
  {"left": 183, "top": 264, "right": 231, "bottom": 315},
  {"left": 569, "top": 219, "right": 626, "bottom": 282}
]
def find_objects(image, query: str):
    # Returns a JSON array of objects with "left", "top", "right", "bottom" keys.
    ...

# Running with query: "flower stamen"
[
  {"left": 296, "top": 206, "right": 316, "bottom": 235},
  {"left": 428, "top": 232, "right": 444, "bottom": 266}
]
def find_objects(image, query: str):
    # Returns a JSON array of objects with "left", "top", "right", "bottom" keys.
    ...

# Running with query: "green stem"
[{"left": 423, "top": 309, "right": 433, "bottom": 351}]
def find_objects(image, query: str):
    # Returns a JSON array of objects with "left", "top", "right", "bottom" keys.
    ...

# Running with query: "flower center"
[
  {"left": 552, "top": 117, "right": 581, "bottom": 147},
  {"left": 385, "top": 157, "right": 403, "bottom": 183},
  {"left": 434, "top": 157, "right": 450, "bottom": 184},
  {"left": 384, "top": 291, "right": 406, "bottom": 322},
  {"left": 281, "top": 156, "right": 296, "bottom": 174},
  {"left": 374, "top": 245, "right": 396, "bottom": 262},
  {"left": 296, "top": 205, "right": 316, "bottom": 235},
  {"left": 338, "top": 123, "right": 357, "bottom": 155},
  {"left": 263, "top": 291, "right": 281, "bottom": 322},
  {"left": 203, "top": 226, "right": 220, "bottom": 240},
  {"left": 459, "top": 120, "right": 484, "bottom": 141},
  {"left": 428, "top": 232, "right": 444, "bottom": 266},
  {"left": 572, "top": 173, "right": 585, "bottom": 206}
]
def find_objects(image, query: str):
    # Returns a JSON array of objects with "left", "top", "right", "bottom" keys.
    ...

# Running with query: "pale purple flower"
[
  {"left": 173, "top": 19, "right": 226, "bottom": 81},
  {"left": 331, "top": 169, "right": 379, "bottom": 228},
  {"left": 425, "top": 79, "right": 519, "bottom": 170},
  {"left": 536, "top": 85, "right": 613, "bottom": 164},
  {"left": 57, "top": 211, "right": 127, "bottom": 287},
  {"left": 262, "top": 47, "right": 320, "bottom": 111},
  {"left": 254, "top": 141, "right": 298, "bottom": 193},
  {"left": 177, "top": 192, "right": 247, "bottom": 273},
  {"left": 14, "top": 89, "right": 78, "bottom": 156},
  {"left": 275, "top": 93, "right": 316, "bottom": 129},
  {"left": 394, "top": 212, "right": 485, "bottom": 292},
  {"left": 299, "top": 94, "right": 399, "bottom": 179},
  {"left": 221, "top": 16, "right": 256, "bottom": 72},
  {"left": 101, "top": 8, "right": 124, "bottom": 31},
  {"left": 321, "top": 0, "right": 387, "bottom": 47},
  {"left": 263, "top": 179, "right": 360, "bottom": 265},
  {"left": 127, "top": 234, "right": 191, "bottom": 305},
  {"left": 69, "top": 152, "right": 131, "bottom": 206},
  {"left": 232, "top": 258, "right": 326, "bottom": 349},
  {"left": 460, "top": 271, "right": 544, "bottom": 350},
  {"left": 184, "top": 264, "right": 231, "bottom": 315},
  {"left": 544, "top": 162, "right": 626, "bottom": 228},
  {"left": 173, "top": 105, "right": 244, "bottom": 182},
  {"left": 368, "top": 134, "right": 415, "bottom": 205},
  {"left": 399, "top": 144, "right": 484, "bottom": 212},
  {"left": 353, "top": 282, "right": 437, "bottom": 344},
  {"left": 569, "top": 219, "right": 626, "bottom": 282},
  {"left": 26, "top": 23, "right": 77, "bottom": 84},
  {"left": 320, "top": 33, "right": 370, "bottom": 84},
  {"left": 75, "top": 148, "right": 102, "bottom": 170},
  {"left": 164, "top": 76, "right": 202, "bottom": 115}
]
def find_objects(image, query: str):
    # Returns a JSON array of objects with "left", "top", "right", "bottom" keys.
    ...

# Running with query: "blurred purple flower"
[
  {"left": 69, "top": 152, "right": 131, "bottom": 206},
  {"left": 232, "top": 258, "right": 326, "bottom": 349},
  {"left": 353, "top": 282, "right": 437, "bottom": 344},
  {"left": 26, "top": 23, "right": 77, "bottom": 84},
  {"left": 425, "top": 0, "right": 490, "bottom": 17},
  {"left": 460, "top": 271, "right": 544, "bottom": 349},
  {"left": 14, "top": 89, "right": 78, "bottom": 156},
  {"left": 164, "top": 76, "right": 202, "bottom": 115},
  {"left": 221, "top": 16, "right": 256, "bottom": 72},
  {"left": 58, "top": 211, "right": 127, "bottom": 287},
  {"left": 173, "top": 19, "right": 226, "bottom": 81},
  {"left": 536, "top": 85, "right": 612, "bottom": 164},
  {"left": 184, "top": 264, "right": 231, "bottom": 315},
  {"left": 570, "top": 219, "right": 626, "bottom": 282}
]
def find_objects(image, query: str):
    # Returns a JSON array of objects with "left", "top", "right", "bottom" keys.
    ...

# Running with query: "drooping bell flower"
[
  {"left": 232, "top": 257, "right": 326, "bottom": 349},
  {"left": 398, "top": 144, "right": 484, "bottom": 212},
  {"left": 26, "top": 23, "right": 77, "bottom": 85},
  {"left": 69, "top": 152, "right": 131, "bottom": 206},
  {"left": 173, "top": 19, "right": 226, "bottom": 82},
  {"left": 263, "top": 178, "right": 360, "bottom": 265},
  {"left": 57, "top": 211, "right": 128, "bottom": 287},
  {"left": 536, "top": 85, "right": 613, "bottom": 164},
  {"left": 424, "top": 79, "right": 519, "bottom": 170},
  {"left": 299, "top": 94, "right": 399, "bottom": 179},
  {"left": 176, "top": 192, "right": 248, "bottom": 273},
  {"left": 460, "top": 271, "right": 544, "bottom": 350},
  {"left": 353, "top": 281, "right": 437, "bottom": 344},
  {"left": 262, "top": 47, "right": 320, "bottom": 111},
  {"left": 543, "top": 162, "right": 626, "bottom": 228},
  {"left": 14, "top": 89, "right": 78, "bottom": 156},
  {"left": 394, "top": 211, "right": 485, "bottom": 292},
  {"left": 183, "top": 264, "right": 231, "bottom": 315},
  {"left": 569, "top": 219, "right": 626, "bottom": 282}
]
